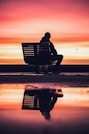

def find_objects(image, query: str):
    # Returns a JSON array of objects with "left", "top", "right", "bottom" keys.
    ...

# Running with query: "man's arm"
[{"left": 50, "top": 42, "right": 57, "bottom": 56}]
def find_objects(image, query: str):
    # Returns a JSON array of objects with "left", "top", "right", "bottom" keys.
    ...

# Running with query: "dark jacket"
[{"left": 40, "top": 37, "right": 57, "bottom": 56}]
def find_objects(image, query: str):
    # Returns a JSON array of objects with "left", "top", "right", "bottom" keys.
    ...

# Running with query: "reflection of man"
[
  {"left": 22, "top": 88, "right": 62, "bottom": 120},
  {"left": 37, "top": 90, "right": 57, "bottom": 120},
  {"left": 40, "top": 32, "right": 63, "bottom": 73}
]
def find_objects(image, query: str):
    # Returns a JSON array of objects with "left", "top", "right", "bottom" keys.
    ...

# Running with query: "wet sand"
[
  {"left": 0, "top": 73, "right": 89, "bottom": 87},
  {"left": 0, "top": 105, "right": 89, "bottom": 134},
  {"left": 0, "top": 83, "right": 89, "bottom": 134},
  {"left": 0, "top": 73, "right": 89, "bottom": 134}
]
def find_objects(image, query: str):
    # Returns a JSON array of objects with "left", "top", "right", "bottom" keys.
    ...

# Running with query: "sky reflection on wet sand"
[{"left": 0, "top": 83, "right": 89, "bottom": 134}]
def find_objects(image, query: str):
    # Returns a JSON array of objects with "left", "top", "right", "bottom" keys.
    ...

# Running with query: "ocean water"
[{"left": 0, "top": 78, "right": 89, "bottom": 134}]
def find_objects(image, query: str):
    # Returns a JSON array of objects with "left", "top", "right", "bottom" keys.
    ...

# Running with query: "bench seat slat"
[{"left": 22, "top": 42, "right": 52, "bottom": 65}]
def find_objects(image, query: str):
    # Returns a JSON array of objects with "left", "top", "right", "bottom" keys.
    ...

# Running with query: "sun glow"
[
  {"left": 0, "top": 43, "right": 23, "bottom": 59},
  {"left": 0, "top": 41, "right": 89, "bottom": 64},
  {"left": 56, "top": 42, "right": 89, "bottom": 58}
]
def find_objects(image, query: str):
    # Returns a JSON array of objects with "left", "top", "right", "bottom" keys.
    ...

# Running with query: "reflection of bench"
[
  {"left": 22, "top": 42, "right": 52, "bottom": 73},
  {"left": 22, "top": 89, "right": 63, "bottom": 110},
  {"left": 22, "top": 90, "right": 40, "bottom": 110}
]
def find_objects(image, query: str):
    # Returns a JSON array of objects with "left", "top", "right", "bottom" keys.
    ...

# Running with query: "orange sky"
[{"left": 0, "top": 0, "right": 89, "bottom": 64}]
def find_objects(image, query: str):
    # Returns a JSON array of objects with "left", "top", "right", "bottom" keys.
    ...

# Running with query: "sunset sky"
[{"left": 0, "top": 0, "right": 89, "bottom": 64}]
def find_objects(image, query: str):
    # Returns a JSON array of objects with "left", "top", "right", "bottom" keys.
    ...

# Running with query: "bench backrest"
[{"left": 22, "top": 42, "right": 51, "bottom": 65}]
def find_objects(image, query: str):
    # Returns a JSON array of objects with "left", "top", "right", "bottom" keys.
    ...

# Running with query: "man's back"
[
  {"left": 40, "top": 33, "right": 57, "bottom": 57},
  {"left": 40, "top": 32, "right": 63, "bottom": 73}
]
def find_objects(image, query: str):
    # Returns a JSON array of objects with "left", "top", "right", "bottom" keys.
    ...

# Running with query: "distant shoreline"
[{"left": 0, "top": 64, "right": 89, "bottom": 72}]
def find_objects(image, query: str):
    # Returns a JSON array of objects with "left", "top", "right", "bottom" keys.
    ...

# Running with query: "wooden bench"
[{"left": 22, "top": 42, "right": 52, "bottom": 73}]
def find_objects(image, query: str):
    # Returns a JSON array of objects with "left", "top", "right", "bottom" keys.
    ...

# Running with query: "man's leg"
[
  {"left": 56, "top": 55, "right": 63, "bottom": 66},
  {"left": 51, "top": 55, "right": 63, "bottom": 73}
]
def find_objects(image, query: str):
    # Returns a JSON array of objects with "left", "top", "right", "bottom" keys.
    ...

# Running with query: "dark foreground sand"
[{"left": 0, "top": 73, "right": 89, "bottom": 87}]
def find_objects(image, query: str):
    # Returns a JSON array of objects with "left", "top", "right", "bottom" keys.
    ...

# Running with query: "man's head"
[{"left": 44, "top": 32, "right": 51, "bottom": 39}]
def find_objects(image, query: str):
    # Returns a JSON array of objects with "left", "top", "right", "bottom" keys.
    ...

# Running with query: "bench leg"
[
  {"left": 35, "top": 65, "right": 43, "bottom": 73},
  {"left": 43, "top": 65, "right": 48, "bottom": 74},
  {"left": 35, "top": 65, "right": 48, "bottom": 74},
  {"left": 35, "top": 65, "right": 40, "bottom": 73},
  {"left": 38, "top": 65, "right": 48, "bottom": 74}
]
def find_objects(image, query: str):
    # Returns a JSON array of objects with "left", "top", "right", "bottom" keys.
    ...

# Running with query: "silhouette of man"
[
  {"left": 40, "top": 32, "right": 63, "bottom": 73},
  {"left": 38, "top": 90, "right": 57, "bottom": 120}
]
